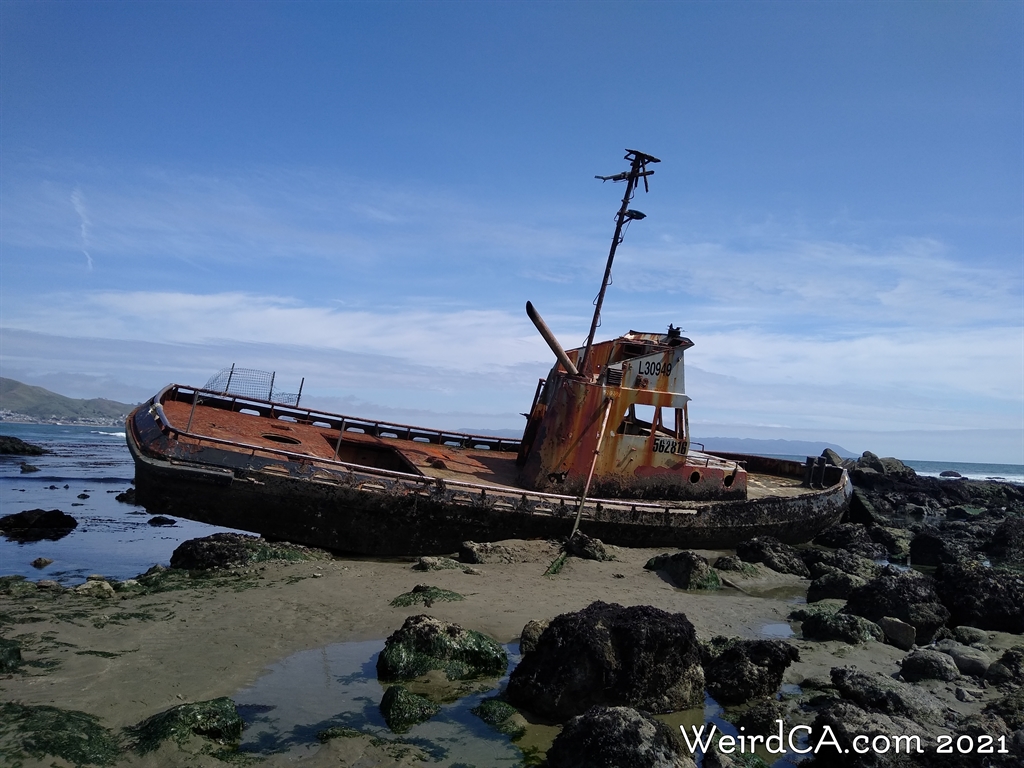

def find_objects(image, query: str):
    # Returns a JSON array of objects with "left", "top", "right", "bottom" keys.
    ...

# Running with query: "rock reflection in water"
[{"left": 233, "top": 640, "right": 529, "bottom": 766}]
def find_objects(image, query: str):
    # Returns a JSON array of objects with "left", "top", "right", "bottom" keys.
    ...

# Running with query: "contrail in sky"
[{"left": 71, "top": 188, "right": 93, "bottom": 270}]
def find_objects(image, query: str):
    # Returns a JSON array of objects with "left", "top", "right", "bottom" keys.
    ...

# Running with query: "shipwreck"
[{"left": 126, "top": 150, "right": 850, "bottom": 555}]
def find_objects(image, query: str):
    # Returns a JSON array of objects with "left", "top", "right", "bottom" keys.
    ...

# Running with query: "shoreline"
[{"left": 2, "top": 539, "right": 1022, "bottom": 767}]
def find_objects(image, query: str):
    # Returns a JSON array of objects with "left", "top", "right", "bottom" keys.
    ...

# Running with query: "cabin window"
[{"left": 617, "top": 404, "right": 686, "bottom": 447}]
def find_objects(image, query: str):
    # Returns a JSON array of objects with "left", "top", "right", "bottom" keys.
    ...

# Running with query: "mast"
[{"left": 578, "top": 149, "right": 660, "bottom": 377}]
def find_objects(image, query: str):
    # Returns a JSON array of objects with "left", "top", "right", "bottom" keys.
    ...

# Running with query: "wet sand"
[{"left": 1, "top": 540, "right": 1019, "bottom": 767}]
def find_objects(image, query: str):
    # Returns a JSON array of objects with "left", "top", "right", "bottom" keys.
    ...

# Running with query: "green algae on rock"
[
  {"left": 377, "top": 614, "right": 507, "bottom": 682},
  {"left": 390, "top": 584, "right": 465, "bottom": 608},
  {"left": 0, "top": 702, "right": 122, "bottom": 767},
  {"left": 791, "top": 603, "right": 883, "bottom": 644},
  {"left": 0, "top": 637, "right": 22, "bottom": 672},
  {"left": 471, "top": 697, "right": 526, "bottom": 739},
  {"left": 124, "top": 697, "right": 244, "bottom": 754},
  {"left": 379, "top": 685, "right": 441, "bottom": 733}
]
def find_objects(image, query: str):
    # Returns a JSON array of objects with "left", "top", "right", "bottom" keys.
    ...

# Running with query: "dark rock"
[
  {"left": 876, "top": 617, "right": 916, "bottom": 651},
  {"left": 813, "top": 524, "right": 887, "bottom": 559},
  {"left": 701, "top": 637, "right": 799, "bottom": 705},
  {"left": 951, "top": 626, "right": 988, "bottom": 646},
  {"left": 378, "top": 685, "right": 439, "bottom": 733},
  {"left": 934, "top": 560, "right": 1024, "bottom": 633},
  {"left": 933, "top": 639, "right": 991, "bottom": 678},
  {"left": 0, "top": 508, "right": 78, "bottom": 542},
  {"left": 830, "top": 667, "right": 944, "bottom": 725},
  {"left": 986, "top": 517, "right": 1024, "bottom": 564},
  {"left": 985, "top": 688, "right": 1024, "bottom": 730},
  {"left": 459, "top": 540, "right": 546, "bottom": 564},
  {"left": 985, "top": 646, "right": 1024, "bottom": 687},
  {"left": 807, "top": 571, "right": 866, "bottom": 602},
  {"left": 803, "top": 698, "right": 932, "bottom": 768},
  {"left": 711, "top": 555, "right": 746, "bottom": 572},
  {"left": 801, "top": 548, "right": 879, "bottom": 580},
  {"left": 644, "top": 551, "right": 720, "bottom": 590},
  {"left": 0, "top": 436, "right": 48, "bottom": 455},
  {"left": 545, "top": 706, "right": 695, "bottom": 768},
  {"left": 565, "top": 532, "right": 612, "bottom": 561},
  {"left": 792, "top": 604, "right": 882, "bottom": 644},
  {"left": 376, "top": 614, "right": 506, "bottom": 682},
  {"left": 821, "top": 448, "right": 845, "bottom": 467},
  {"left": 0, "top": 637, "right": 22, "bottom": 672},
  {"left": 30, "top": 557, "right": 53, "bottom": 569},
  {"left": 848, "top": 488, "right": 881, "bottom": 524},
  {"left": 170, "top": 533, "right": 259, "bottom": 569},
  {"left": 147, "top": 516, "right": 176, "bottom": 527},
  {"left": 867, "top": 525, "right": 911, "bottom": 559},
  {"left": 940, "top": 470, "right": 963, "bottom": 478},
  {"left": 471, "top": 697, "right": 525, "bottom": 739},
  {"left": 115, "top": 488, "right": 136, "bottom": 504},
  {"left": 519, "top": 619, "right": 549, "bottom": 656},
  {"left": 909, "top": 530, "right": 965, "bottom": 566},
  {"left": 20, "top": 463, "right": 40, "bottom": 473},
  {"left": 730, "top": 698, "right": 787, "bottom": 735},
  {"left": 878, "top": 457, "right": 917, "bottom": 482},
  {"left": 900, "top": 649, "right": 959, "bottom": 682},
  {"left": 735, "top": 536, "right": 810, "bottom": 577},
  {"left": 843, "top": 566, "right": 949, "bottom": 643},
  {"left": 124, "top": 697, "right": 244, "bottom": 753},
  {"left": 506, "top": 601, "right": 704, "bottom": 721}
]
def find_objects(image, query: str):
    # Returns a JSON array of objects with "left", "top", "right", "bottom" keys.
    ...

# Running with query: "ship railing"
[
  {"left": 160, "top": 383, "right": 521, "bottom": 453},
  {"left": 144, "top": 386, "right": 723, "bottom": 522}
]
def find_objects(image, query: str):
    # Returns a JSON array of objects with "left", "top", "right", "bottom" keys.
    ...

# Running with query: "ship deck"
[{"left": 160, "top": 399, "right": 813, "bottom": 501}]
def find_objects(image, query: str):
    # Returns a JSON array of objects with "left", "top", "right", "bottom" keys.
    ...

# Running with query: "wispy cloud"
[{"left": 70, "top": 187, "right": 93, "bottom": 270}]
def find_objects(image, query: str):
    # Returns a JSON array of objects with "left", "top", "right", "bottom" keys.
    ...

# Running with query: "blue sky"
[{"left": 1, "top": 1, "right": 1021, "bottom": 463}]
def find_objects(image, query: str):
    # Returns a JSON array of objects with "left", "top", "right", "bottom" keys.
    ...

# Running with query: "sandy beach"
[{"left": 3, "top": 536, "right": 1021, "bottom": 767}]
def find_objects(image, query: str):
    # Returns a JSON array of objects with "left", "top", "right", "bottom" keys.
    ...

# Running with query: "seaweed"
[
  {"left": 123, "top": 697, "right": 244, "bottom": 754},
  {"left": 379, "top": 685, "right": 440, "bottom": 733},
  {"left": 0, "top": 702, "right": 122, "bottom": 767},
  {"left": 390, "top": 585, "right": 465, "bottom": 608},
  {"left": 543, "top": 552, "right": 568, "bottom": 576},
  {"left": 316, "top": 725, "right": 363, "bottom": 741},
  {"left": 471, "top": 697, "right": 525, "bottom": 739},
  {"left": 0, "top": 637, "right": 22, "bottom": 671}
]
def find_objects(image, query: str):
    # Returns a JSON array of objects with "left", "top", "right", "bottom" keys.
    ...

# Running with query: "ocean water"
[
  {"left": 0, "top": 422, "right": 243, "bottom": 584},
  {"left": 764, "top": 453, "right": 1023, "bottom": 486}
]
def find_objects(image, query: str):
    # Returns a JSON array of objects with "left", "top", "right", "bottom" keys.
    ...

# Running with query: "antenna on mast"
[{"left": 578, "top": 149, "right": 660, "bottom": 377}]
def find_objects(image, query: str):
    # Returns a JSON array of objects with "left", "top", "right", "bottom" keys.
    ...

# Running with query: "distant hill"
[
  {"left": 0, "top": 378, "right": 136, "bottom": 423},
  {"left": 694, "top": 436, "right": 857, "bottom": 459}
]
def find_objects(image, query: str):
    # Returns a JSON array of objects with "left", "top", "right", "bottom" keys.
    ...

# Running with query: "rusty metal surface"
[
  {"left": 517, "top": 331, "right": 747, "bottom": 500},
  {"left": 128, "top": 396, "right": 851, "bottom": 555}
]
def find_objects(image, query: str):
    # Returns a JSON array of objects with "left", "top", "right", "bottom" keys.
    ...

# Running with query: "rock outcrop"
[
  {"left": 544, "top": 706, "right": 696, "bottom": 768},
  {"left": 0, "top": 509, "right": 78, "bottom": 542},
  {"left": 506, "top": 602, "right": 704, "bottom": 721},
  {"left": 701, "top": 637, "right": 799, "bottom": 704},
  {"left": 644, "top": 551, "right": 720, "bottom": 590},
  {"left": 735, "top": 536, "right": 810, "bottom": 577},
  {"left": 376, "top": 615, "right": 507, "bottom": 682},
  {"left": 842, "top": 566, "right": 949, "bottom": 643}
]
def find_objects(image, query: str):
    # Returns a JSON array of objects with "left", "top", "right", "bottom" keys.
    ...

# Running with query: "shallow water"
[
  {"left": 0, "top": 423, "right": 244, "bottom": 584},
  {"left": 234, "top": 640, "right": 529, "bottom": 765},
  {"left": 233, "top": 637, "right": 812, "bottom": 768}
]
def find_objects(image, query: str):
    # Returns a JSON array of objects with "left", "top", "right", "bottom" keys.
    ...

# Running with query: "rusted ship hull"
[{"left": 126, "top": 384, "right": 852, "bottom": 556}]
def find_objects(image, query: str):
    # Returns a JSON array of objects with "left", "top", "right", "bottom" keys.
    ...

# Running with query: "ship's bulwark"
[{"left": 129, "top": 415, "right": 850, "bottom": 557}]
